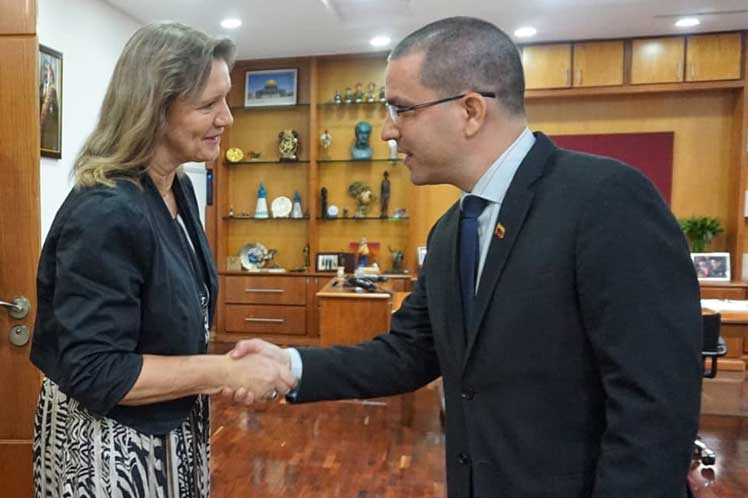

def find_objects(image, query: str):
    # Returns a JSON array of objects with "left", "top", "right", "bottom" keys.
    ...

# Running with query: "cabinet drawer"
[
  {"left": 224, "top": 276, "right": 306, "bottom": 305},
  {"left": 225, "top": 304, "right": 307, "bottom": 335},
  {"left": 700, "top": 287, "right": 746, "bottom": 300}
]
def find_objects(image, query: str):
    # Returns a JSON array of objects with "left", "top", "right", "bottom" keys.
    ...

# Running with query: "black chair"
[{"left": 693, "top": 312, "right": 727, "bottom": 466}]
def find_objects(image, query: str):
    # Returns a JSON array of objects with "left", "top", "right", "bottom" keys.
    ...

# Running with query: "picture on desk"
[
  {"left": 316, "top": 252, "right": 340, "bottom": 272},
  {"left": 691, "top": 252, "right": 730, "bottom": 282}
]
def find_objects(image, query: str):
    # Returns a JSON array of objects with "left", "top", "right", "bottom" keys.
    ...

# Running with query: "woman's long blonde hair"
[{"left": 73, "top": 22, "right": 235, "bottom": 187}]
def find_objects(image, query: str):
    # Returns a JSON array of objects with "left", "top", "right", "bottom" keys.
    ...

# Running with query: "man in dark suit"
[{"left": 230, "top": 17, "right": 703, "bottom": 498}]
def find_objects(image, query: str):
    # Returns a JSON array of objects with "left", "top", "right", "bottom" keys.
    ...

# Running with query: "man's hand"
[{"left": 221, "top": 339, "right": 295, "bottom": 405}]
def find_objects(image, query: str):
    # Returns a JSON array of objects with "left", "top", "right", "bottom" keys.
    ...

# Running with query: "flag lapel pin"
[{"left": 494, "top": 222, "right": 506, "bottom": 239}]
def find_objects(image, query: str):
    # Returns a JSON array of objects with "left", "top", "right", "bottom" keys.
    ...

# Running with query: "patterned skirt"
[{"left": 33, "top": 377, "right": 211, "bottom": 498}]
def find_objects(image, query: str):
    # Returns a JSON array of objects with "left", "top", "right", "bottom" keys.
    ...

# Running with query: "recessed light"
[
  {"left": 220, "top": 18, "right": 242, "bottom": 30},
  {"left": 514, "top": 26, "right": 537, "bottom": 38},
  {"left": 675, "top": 17, "right": 700, "bottom": 28},
  {"left": 370, "top": 35, "right": 391, "bottom": 48}
]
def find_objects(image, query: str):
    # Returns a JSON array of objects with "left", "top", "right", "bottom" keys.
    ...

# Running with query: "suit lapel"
[
  {"left": 462, "top": 133, "right": 557, "bottom": 369},
  {"left": 440, "top": 205, "right": 468, "bottom": 363}
]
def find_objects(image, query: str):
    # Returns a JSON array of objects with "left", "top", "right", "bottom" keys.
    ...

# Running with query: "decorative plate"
[
  {"left": 239, "top": 242, "right": 268, "bottom": 270},
  {"left": 271, "top": 196, "right": 292, "bottom": 218},
  {"left": 225, "top": 147, "right": 244, "bottom": 163}
]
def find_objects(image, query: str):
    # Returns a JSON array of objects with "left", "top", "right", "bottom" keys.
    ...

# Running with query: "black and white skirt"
[{"left": 33, "top": 377, "right": 210, "bottom": 498}]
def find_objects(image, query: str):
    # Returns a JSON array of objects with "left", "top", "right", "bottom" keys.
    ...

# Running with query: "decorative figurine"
[
  {"left": 351, "top": 121, "right": 373, "bottom": 160},
  {"left": 248, "top": 151, "right": 262, "bottom": 161},
  {"left": 389, "top": 246, "right": 405, "bottom": 273},
  {"left": 348, "top": 181, "right": 376, "bottom": 218},
  {"left": 379, "top": 86, "right": 386, "bottom": 102},
  {"left": 320, "top": 186, "right": 328, "bottom": 219},
  {"left": 380, "top": 171, "right": 390, "bottom": 219},
  {"left": 334, "top": 89, "right": 342, "bottom": 104},
  {"left": 291, "top": 191, "right": 304, "bottom": 218},
  {"left": 303, "top": 243, "right": 310, "bottom": 269},
  {"left": 254, "top": 182, "right": 269, "bottom": 219},
  {"left": 392, "top": 207, "right": 409, "bottom": 219},
  {"left": 278, "top": 128, "right": 299, "bottom": 161},
  {"left": 388, "top": 139, "right": 398, "bottom": 160},
  {"left": 225, "top": 147, "right": 244, "bottom": 163},
  {"left": 327, "top": 205, "right": 339, "bottom": 218},
  {"left": 320, "top": 129, "right": 332, "bottom": 160},
  {"left": 343, "top": 207, "right": 349, "bottom": 218},
  {"left": 344, "top": 87, "right": 353, "bottom": 104},
  {"left": 366, "top": 81, "right": 377, "bottom": 102},
  {"left": 354, "top": 82, "right": 364, "bottom": 103},
  {"left": 357, "top": 237, "right": 370, "bottom": 268},
  {"left": 228, "top": 206, "right": 235, "bottom": 217}
]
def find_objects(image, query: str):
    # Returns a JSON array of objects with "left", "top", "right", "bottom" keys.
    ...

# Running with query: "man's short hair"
[{"left": 390, "top": 17, "right": 525, "bottom": 115}]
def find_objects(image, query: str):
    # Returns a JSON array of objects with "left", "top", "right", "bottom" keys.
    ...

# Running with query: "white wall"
[{"left": 38, "top": 0, "right": 142, "bottom": 238}]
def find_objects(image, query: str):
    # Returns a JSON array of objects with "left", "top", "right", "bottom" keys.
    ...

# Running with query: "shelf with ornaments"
[{"left": 230, "top": 103, "right": 311, "bottom": 112}]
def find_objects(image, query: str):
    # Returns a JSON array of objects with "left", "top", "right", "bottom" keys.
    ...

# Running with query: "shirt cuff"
[{"left": 287, "top": 347, "right": 303, "bottom": 384}]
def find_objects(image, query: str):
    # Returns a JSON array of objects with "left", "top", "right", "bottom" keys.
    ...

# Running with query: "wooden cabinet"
[
  {"left": 686, "top": 33, "right": 742, "bottom": 82},
  {"left": 572, "top": 41, "right": 624, "bottom": 87},
  {"left": 522, "top": 44, "right": 572, "bottom": 89},
  {"left": 224, "top": 275, "right": 306, "bottom": 305},
  {"left": 631, "top": 37, "right": 685, "bottom": 84}
]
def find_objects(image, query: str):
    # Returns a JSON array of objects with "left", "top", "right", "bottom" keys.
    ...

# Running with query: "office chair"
[{"left": 693, "top": 312, "right": 727, "bottom": 466}]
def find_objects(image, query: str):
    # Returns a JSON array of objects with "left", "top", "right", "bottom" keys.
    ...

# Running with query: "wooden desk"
[{"left": 317, "top": 278, "right": 414, "bottom": 425}]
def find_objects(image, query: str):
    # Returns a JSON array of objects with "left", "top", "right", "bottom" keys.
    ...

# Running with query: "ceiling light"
[
  {"left": 370, "top": 35, "right": 391, "bottom": 48},
  {"left": 220, "top": 18, "right": 242, "bottom": 30},
  {"left": 675, "top": 17, "right": 700, "bottom": 28},
  {"left": 514, "top": 26, "right": 537, "bottom": 38}
]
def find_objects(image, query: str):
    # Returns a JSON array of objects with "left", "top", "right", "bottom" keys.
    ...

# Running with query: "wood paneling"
[
  {"left": 573, "top": 41, "right": 624, "bottom": 87},
  {"left": 0, "top": 0, "right": 35, "bottom": 35},
  {"left": 224, "top": 275, "right": 307, "bottom": 305},
  {"left": 522, "top": 44, "right": 572, "bottom": 89},
  {"left": 631, "top": 37, "right": 685, "bottom": 84},
  {"left": 0, "top": 443, "right": 33, "bottom": 498},
  {"left": 319, "top": 296, "right": 391, "bottom": 346},
  {"left": 224, "top": 304, "right": 306, "bottom": 335},
  {"left": 687, "top": 33, "right": 742, "bottom": 82},
  {"left": 701, "top": 287, "right": 747, "bottom": 300}
]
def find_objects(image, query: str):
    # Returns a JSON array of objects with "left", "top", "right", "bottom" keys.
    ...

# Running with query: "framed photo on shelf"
[
  {"left": 316, "top": 252, "right": 340, "bottom": 272},
  {"left": 39, "top": 44, "right": 63, "bottom": 158},
  {"left": 417, "top": 246, "right": 427, "bottom": 267},
  {"left": 691, "top": 252, "right": 730, "bottom": 282},
  {"left": 244, "top": 68, "right": 297, "bottom": 107}
]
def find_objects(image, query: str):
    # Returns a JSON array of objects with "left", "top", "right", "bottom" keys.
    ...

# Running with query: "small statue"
[
  {"left": 303, "top": 243, "right": 310, "bottom": 269},
  {"left": 254, "top": 182, "right": 269, "bottom": 219},
  {"left": 263, "top": 248, "right": 281, "bottom": 269},
  {"left": 348, "top": 181, "right": 376, "bottom": 218},
  {"left": 366, "top": 81, "right": 377, "bottom": 102},
  {"left": 354, "top": 82, "right": 364, "bottom": 103},
  {"left": 388, "top": 139, "right": 398, "bottom": 161},
  {"left": 380, "top": 171, "right": 391, "bottom": 219},
  {"left": 351, "top": 121, "right": 373, "bottom": 160},
  {"left": 343, "top": 207, "right": 349, "bottom": 218},
  {"left": 334, "top": 89, "right": 342, "bottom": 104},
  {"left": 248, "top": 151, "right": 262, "bottom": 161},
  {"left": 278, "top": 129, "right": 299, "bottom": 161},
  {"left": 320, "top": 186, "right": 328, "bottom": 219},
  {"left": 320, "top": 129, "right": 332, "bottom": 160},
  {"left": 379, "top": 86, "right": 386, "bottom": 103},
  {"left": 357, "top": 237, "right": 370, "bottom": 268},
  {"left": 389, "top": 246, "right": 405, "bottom": 273},
  {"left": 228, "top": 206, "right": 235, "bottom": 217},
  {"left": 344, "top": 87, "right": 353, "bottom": 104},
  {"left": 291, "top": 191, "right": 303, "bottom": 219}
]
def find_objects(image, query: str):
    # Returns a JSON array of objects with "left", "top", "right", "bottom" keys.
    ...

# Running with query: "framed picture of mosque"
[
  {"left": 39, "top": 44, "right": 63, "bottom": 158},
  {"left": 244, "top": 68, "right": 297, "bottom": 107}
]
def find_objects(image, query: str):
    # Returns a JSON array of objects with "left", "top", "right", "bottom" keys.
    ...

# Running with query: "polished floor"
[{"left": 210, "top": 384, "right": 747, "bottom": 498}]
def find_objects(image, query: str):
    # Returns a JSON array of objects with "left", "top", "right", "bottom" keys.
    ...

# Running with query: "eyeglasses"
[{"left": 385, "top": 92, "right": 496, "bottom": 122}]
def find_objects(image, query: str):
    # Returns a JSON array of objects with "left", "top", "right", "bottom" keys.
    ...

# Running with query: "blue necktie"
[{"left": 460, "top": 195, "right": 487, "bottom": 333}]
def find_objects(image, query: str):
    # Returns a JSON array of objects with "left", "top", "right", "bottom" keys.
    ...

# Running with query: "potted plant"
[{"left": 678, "top": 216, "right": 724, "bottom": 253}]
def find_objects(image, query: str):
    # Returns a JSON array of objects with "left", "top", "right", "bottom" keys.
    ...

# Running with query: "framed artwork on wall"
[
  {"left": 691, "top": 252, "right": 730, "bottom": 282},
  {"left": 244, "top": 68, "right": 297, "bottom": 107},
  {"left": 39, "top": 44, "right": 63, "bottom": 158}
]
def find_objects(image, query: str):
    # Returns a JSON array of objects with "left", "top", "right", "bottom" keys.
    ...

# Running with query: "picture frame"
[
  {"left": 417, "top": 246, "right": 427, "bottom": 267},
  {"left": 39, "top": 44, "right": 63, "bottom": 158},
  {"left": 244, "top": 68, "right": 298, "bottom": 108},
  {"left": 691, "top": 252, "right": 730, "bottom": 282},
  {"left": 316, "top": 252, "right": 340, "bottom": 272}
]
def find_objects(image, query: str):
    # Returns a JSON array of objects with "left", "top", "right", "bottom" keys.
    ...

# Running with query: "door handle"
[{"left": 0, "top": 296, "right": 31, "bottom": 320}]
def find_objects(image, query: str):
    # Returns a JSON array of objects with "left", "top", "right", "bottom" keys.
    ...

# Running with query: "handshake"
[{"left": 219, "top": 339, "right": 296, "bottom": 405}]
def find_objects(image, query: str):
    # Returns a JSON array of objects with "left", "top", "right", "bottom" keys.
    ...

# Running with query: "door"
[
  {"left": 573, "top": 40, "right": 624, "bottom": 87},
  {"left": 686, "top": 33, "right": 742, "bottom": 82},
  {"left": 631, "top": 36, "right": 685, "bottom": 85},
  {"left": 522, "top": 43, "right": 572, "bottom": 89},
  {"left": 0, "top": 1, "right": 41, "bottom": 497}
]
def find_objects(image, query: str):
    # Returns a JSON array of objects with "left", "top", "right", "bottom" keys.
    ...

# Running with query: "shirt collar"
[{"left": 460, "top": 127, "right": 535, "bottom": 208}]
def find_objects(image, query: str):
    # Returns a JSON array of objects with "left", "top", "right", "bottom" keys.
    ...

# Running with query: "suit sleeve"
[
  {"left": 293, "top": 248, "right": 441, "bottom": 403},
  {"left": 53, "top": 192, "right": 152, "bottom": 415},
  {"left": 575, "top": 166, "right": 702, "bottom": 497}
]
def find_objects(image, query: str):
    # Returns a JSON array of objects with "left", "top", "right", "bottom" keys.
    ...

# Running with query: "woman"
[{"left": 30, "top": 22, "right": 295, "bottom": 498}]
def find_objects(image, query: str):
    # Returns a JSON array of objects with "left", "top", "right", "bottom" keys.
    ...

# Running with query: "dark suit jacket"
[
  {"left": 31, "top": 173, "right": 217, "bottom": 435},
  {"left": 293, "top": 133, "right": 702, "bottom": 498}
]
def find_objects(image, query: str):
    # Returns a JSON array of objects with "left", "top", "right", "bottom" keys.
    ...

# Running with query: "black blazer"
[
  {"left": 31, "top": 173, "right": 218, "bottom": 435},
  {"left": 292, "top": 133, "right": 703, "bottom": 498}
]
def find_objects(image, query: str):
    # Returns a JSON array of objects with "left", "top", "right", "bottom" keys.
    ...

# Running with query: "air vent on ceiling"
[{"left": 320, "top": 0, "right": 412, "bottom": 22}]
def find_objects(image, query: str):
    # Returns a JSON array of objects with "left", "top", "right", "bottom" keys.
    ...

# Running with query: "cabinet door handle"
[
  {"left": 690, "top": 63, "right": 696, "bottom": 80},
  {"left": 245, "top": 317, "right": 285, "bottom": 323},
  {"left": 244, "top": 288, "right": 284, "bottom": 293},
  {"left": 676, "top": 62, "right": 683, "bottom": 80},
  {"left": 563, "top": 67, "right": 570, "bottom": 85},
  {"left": 576, "top": 69, "right": 583, "bottom": 86}
]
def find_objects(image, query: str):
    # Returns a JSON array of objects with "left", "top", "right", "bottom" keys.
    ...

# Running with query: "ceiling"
[{"left": 103, "top": 0, "right": 748, "bottom": 59}]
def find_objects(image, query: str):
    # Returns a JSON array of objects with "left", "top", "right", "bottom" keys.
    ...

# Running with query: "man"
[{"left": 231, "top": 17, "right": 702, "bottom": 498}]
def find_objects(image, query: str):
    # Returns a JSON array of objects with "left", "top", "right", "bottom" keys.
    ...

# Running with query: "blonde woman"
[{"left": 30, "top": 22, "right": 296, "bottom": 498}]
